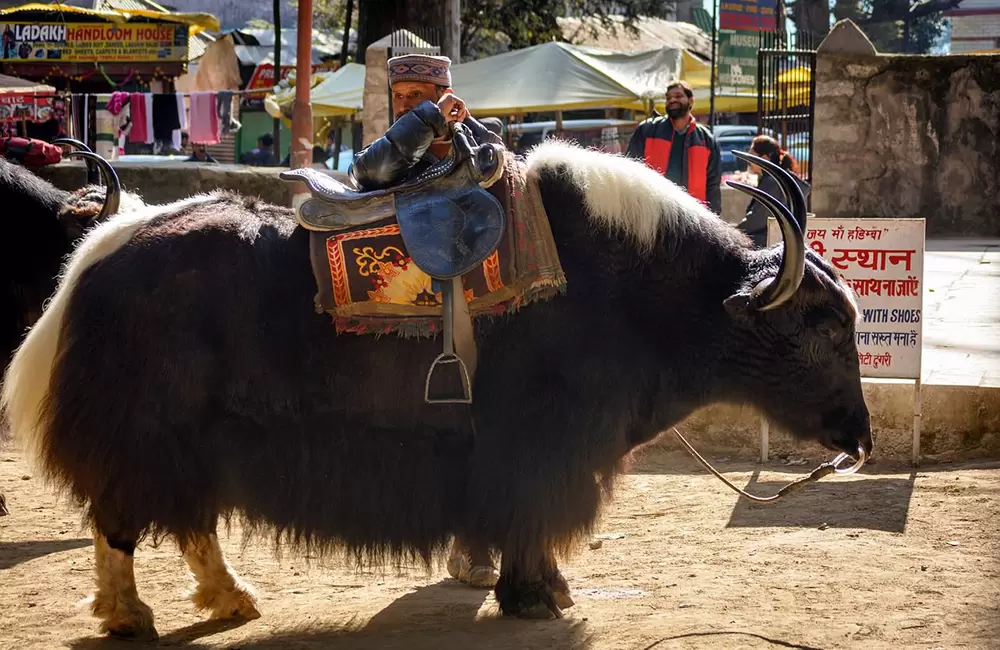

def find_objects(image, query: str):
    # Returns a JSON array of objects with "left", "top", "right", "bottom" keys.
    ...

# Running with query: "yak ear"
[
  {"left": 723, "top": 292, "right": 753, "bottom": 321},
  {"left": 723, "top": 279, "right": 772, "bottom": 321}
]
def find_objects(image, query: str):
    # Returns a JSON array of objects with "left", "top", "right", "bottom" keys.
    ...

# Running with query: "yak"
[
  {"left": 0, "top": 147, "right": 139, "bottom": 517},
  {"left": 1, "top": 141, "right": 872, "bottom": 640},
  {"left": 1, "top": 145, "right": 140, "bottom": 368}
]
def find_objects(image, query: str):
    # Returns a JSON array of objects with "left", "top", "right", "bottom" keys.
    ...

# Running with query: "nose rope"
[{"left": 671, "top": 427, "right": 859, "bottom": 503}]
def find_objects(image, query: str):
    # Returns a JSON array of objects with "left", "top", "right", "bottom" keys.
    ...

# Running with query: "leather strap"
[{"left": 450, "top": 275, "right": 478, "bottom": 382}]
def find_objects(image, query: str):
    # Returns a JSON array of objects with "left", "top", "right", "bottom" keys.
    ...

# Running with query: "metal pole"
[
  {"left": 272, "top": 0, "right": 281, "bottom": 163},
  {"left": 709, "top": 0, "right": 717, "bottom": 127},
  {"left": 290, "top": 0, "right": 314, "bottom": 170}
]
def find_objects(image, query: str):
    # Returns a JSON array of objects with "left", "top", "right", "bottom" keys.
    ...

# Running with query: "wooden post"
[
  {"left": 442, "top": 0, "right": 461, "bottom": 62},
  {"left": 290, "top": 0, "right": 314, "bottom": 170},
  {"left": 272, "top": 0, "right": 281, "bottom": 163}
]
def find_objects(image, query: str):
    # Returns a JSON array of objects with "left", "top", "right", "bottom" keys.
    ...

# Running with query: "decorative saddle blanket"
[{"left": 306, "top": 153, "right": 567, "bottom": 337}]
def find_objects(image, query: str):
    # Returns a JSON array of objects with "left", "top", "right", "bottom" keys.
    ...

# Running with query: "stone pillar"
[{"left": 362, "top": 43, "right": 391, "bottom": 147}]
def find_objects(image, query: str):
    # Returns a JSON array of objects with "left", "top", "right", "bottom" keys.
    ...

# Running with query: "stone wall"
[
  {"left": 812, "top": 40, "right": 1000, "bottom": 236},
  {"left": 36, "top": 162, "right": 348, "bottom": 208}
]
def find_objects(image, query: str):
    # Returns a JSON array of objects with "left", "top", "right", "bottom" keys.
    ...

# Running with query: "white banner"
[{"left": 767, "top": 218, "right": 926, "bottom": 380}]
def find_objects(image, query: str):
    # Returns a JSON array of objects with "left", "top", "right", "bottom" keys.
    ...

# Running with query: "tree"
[
  {"left": 461, "top": 0, "right": 675, "bottom": 56},
  {"left": 833, "top": 0, "right": 958, "bottom": 54}
]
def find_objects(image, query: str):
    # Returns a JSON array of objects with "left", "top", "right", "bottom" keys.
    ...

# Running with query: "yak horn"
[
  {"left": 53, "top": 138, "right": 101, "bottom": 185},
  {"left": 727, "top": 179, "right": 805, "bottom": 311},
  {"left": 66, "top": 151, "right": 121, "bottom": 221},
  {"left": 733, "top": 150, "right": 807, "bottom": 232},
  {"left": 52, "top": 138, "right": 93, "bottom": 153}
]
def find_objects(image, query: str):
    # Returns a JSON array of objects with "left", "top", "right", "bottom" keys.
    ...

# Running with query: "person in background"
[
  {"left": 625, "top": 79, "right": 722, "bottom": 215},
  {"left": 186, "top": 142, "right": 218, "bottom": 164},
  {"left": 241, "top": 133, "right": 276, "bottom": 166},
  {"left": 737, "top": 134, "right": 811, "bottom": 248}
]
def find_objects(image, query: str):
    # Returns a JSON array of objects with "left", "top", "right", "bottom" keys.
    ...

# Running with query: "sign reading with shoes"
[{"left": 768, "top": 218, "right": 926, "bottom": 380}]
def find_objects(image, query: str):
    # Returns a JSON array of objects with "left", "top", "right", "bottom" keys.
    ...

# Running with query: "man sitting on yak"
[
  {"left": 1, "top": 57, "right": 873, "bottom": 637},
  {"left": 348, "top": 53, "right": 507, "bottom": 591}
]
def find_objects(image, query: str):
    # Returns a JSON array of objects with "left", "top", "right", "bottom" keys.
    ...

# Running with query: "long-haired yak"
[
  {"left": 1, "top": 146, "right": 141, "bottom": 517},
  {"left": 1, "top": 142, "right": 871, "bottom": 639}
]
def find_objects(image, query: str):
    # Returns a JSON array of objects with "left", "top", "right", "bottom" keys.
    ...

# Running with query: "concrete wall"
[
  {"left": 36, "top": 162, "right": 349, "bottom": 208},
  {"left": 812, "top": 47, "right": 1000, "bottom": 236}
]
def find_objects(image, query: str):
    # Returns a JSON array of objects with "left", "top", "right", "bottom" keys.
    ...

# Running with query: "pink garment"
[
  {"left": 127, "top": 92, "right": 149, "bottom": 143},
  {"left": 107, "top": 91, "right": 129, "bottom": 117},
  {"left": 188, "top": 92, "right": 220, "bottom": 144}
]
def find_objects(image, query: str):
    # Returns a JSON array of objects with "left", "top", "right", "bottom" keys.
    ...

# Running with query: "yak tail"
[{"left": 1, "top": 194, "right": 216, "bottom": 467}]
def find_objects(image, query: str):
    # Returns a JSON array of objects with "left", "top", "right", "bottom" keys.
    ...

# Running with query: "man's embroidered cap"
[{"left": 387, "top": 54, "right": 452, "bottom": 87}]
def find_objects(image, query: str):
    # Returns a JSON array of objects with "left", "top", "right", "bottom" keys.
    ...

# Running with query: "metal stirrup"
[{"left": 424, "top": 279, "right": 473, "bottom": 404}]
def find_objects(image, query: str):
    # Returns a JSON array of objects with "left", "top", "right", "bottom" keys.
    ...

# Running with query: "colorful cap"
[{"left": 387, "top": 54, "right": 452, "bottom": 87}]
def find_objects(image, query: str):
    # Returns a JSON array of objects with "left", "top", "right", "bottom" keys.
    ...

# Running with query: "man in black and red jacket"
[{"left": 625, "top": 79, "right": 722, "bottom": 215}]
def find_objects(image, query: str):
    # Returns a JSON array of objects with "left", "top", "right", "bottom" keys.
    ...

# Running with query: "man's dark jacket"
[
  {"left": 349, "top": 100, "right": 503, "bottom": 192},
  {"left": 625, "top": 115, "right": 722, "bottom": 215}
]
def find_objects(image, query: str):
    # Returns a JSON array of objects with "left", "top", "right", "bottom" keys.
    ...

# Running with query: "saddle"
[{"left": 280, "top": 124, "right": 508, "bottom": 404}]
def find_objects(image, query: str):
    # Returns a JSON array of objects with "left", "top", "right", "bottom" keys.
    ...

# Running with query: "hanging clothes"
[
  {"left": 152, "top": 93, "right": 180, "bottom": 142},
  {"left": 172, "top": 92, "right": 187, "bottom": 152},
  {"left": 94, "top": 94, "right": 118, "bottom": 160},
  {"left": 216, "top": 90, "right": 240, "bottom": 135},
  {"left": 128, "top": 92, "right": 149, "bottom": 143},
  {"left": 143, "top": 93, "right": 154, "bottom": 144},
  {"left": 188, "top": 91, "right": 220, "bottom": 144}
]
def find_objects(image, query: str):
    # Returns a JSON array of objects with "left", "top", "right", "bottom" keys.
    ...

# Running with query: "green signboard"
[{"left": 717, "top": 29, "right": 760, "bottom": 92}]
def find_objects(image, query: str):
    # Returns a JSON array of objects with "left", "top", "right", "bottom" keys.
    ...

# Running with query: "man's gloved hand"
[{"left": 435, "top": 93, "right": 468, "bottom": 141}]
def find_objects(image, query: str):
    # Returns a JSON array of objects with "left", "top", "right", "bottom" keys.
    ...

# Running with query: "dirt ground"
[{"left": 1, "top": 444, "right": 998, "bottom": 650}]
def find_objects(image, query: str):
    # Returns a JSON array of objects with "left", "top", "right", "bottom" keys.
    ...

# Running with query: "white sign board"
[{"left": 767, "top": 218, "right": 926, "bottom": 380}]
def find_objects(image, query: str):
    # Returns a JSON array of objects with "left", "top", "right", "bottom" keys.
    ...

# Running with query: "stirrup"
[
  {"left": 424, "top": 278, "right": 473, "bottom": 404},
  {"left": 424, "top": 351, "right": 473, "bottom": 404}
]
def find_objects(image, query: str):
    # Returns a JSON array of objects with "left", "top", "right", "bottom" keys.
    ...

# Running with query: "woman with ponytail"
[{"left": 737, "top": 134, "right": 811, "bottom": 247}]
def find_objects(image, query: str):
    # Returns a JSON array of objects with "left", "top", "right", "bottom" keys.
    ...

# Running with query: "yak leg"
[
  {"left": 495, "top": 544, "right": 574, "bottom": 619},
  {"left": 90, "top": 530, "right": 158, "bottom": 640},
  {"left": 446, "top": 535, "right": 499, "bottom": 588},
  {"left": 181, "top": 532, "right": 261, "bottom": 620}
]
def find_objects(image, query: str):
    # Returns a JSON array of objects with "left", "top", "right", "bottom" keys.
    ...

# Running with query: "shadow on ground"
[
  {"left": 0, "top": 538, "right": 92, "bottom": 570},
  {"left": 67, "top": 580, "right": 593, "bottom": 650},
  {"left": 725, "top": 472, "right": 916, "bottom": 532}
]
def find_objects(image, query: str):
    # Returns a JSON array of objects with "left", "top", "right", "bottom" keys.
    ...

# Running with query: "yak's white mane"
[
  {"left": 2, "top": 193, "right": 218, "bottom": 464},
  {"left": 524, "top": 140, "right": 718, "bottom": 251}
]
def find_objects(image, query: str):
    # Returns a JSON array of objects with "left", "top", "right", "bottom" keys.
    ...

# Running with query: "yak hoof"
[
  {"left": 466, "top": 566, "right": 500, "bottom": 588},
  {"left": 93, "top": 595, "right": 158, "bottom": 641},
  {"left": 497, "top": 580, "right": 564, "bottom": 620},
  {"left": 447, "top": 553, "right": 469, "bottom": 581},
  {"left": 192, "top": 583, "right": 262, "bottom": 621},
  {"left": 553, "top": 589, "right": 575, "bottom": 610}
]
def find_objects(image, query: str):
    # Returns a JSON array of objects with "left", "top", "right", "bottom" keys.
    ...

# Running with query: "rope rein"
[{"left": 670, "top": 426, "right": 865, "bottom": 503}]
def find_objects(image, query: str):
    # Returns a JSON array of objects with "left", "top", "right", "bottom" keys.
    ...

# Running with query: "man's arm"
[
  {"left": 624, "top": 122, "right": 647, "bottom": 161},
  {"left": 705, "top": 132, "right": 722, "bottom": 215},
  {"left": 348, "top": 100, "right": 448, "bottom": 191},
  {"left": 462, "top": 115, "right": 505, "bottom": 146}
]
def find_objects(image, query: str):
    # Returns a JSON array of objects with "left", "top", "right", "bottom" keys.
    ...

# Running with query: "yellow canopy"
[
  {"left": 0, "top": 3, "right": 221, "bottom": 35},
  {"left": 270, "top": 42, "right": 760, "bottom": 118},
  {"left": 777, "top": 66, "right": 811, "bottom": 85},
  {"left": 450, "top": 42, "right": 688, "bottom": 114},
  {"left": 265, "top": 63, "right": 364, "bottom": 120}
]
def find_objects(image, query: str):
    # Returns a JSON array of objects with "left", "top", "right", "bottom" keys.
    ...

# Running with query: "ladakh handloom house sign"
[{"left": 1, "top": 22, "right": 188, "bottom": 63}]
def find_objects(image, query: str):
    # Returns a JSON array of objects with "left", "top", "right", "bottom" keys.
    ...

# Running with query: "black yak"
[
  {"left": 1, "top": 149, "right": 139, "bottom": 368},
  {"left": 1, "top": 141, "right": 871, "bottom": 639},
  {"left": 0, "top": 151, "right": 138, "bottom": 517}
]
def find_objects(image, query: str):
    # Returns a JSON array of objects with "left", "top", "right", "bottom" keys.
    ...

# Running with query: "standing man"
[
  {"left": 625, "top": 79, "right": 722, "bottom": 215},
  {"left": 348, "top": 53, "right": 502, "bottom": 191}
]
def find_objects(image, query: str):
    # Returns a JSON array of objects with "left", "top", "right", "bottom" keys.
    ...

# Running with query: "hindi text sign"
[{"left": 767, "top": 218, "right": 925, "bottom": 380}]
